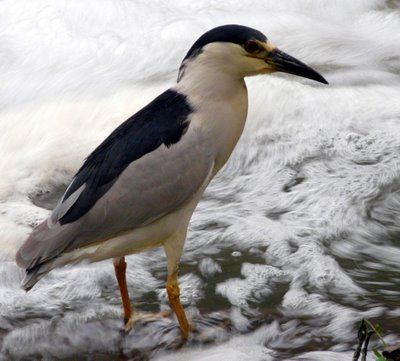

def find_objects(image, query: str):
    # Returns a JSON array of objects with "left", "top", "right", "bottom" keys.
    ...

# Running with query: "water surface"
[{"left": 1, "top": 0, "right": 400, "bottom": 360}]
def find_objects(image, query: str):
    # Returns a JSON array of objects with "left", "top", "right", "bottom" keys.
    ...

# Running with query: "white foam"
[
  {"left": 154, "top": 326, "right": 274, "bottom": 361},
  {"left": 1, "top": 0, "right": 400, "bottom": 359},
  {"left": 217, "top": 263, "right": 290, "bottom": 307}
]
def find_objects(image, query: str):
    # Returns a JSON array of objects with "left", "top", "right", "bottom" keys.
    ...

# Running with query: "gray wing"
[
  {"left": 16, "top": 128, "right": 214, "bottom": 274},
  {"left": 73, "top": 130, "right": 214, "bottom": 245}
]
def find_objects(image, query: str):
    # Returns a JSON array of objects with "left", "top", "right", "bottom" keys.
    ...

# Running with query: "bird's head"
[{"left": 178, "top": 24, "right": 328, "bottom": 85}]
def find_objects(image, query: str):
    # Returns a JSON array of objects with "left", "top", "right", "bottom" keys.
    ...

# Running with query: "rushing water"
[{"left": 1, "top": 0, "right": 400, "bottom": 360}]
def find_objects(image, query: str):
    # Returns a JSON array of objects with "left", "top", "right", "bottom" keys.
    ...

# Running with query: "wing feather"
[
  {"left": 16, "top": 130, "right": 213, "bottom": 272},
  {"left": 16, "top": 88, "right": 214, "bottom": 287},
  {"left": 55, "top": 89, "right": 192, "bottom": 226}
]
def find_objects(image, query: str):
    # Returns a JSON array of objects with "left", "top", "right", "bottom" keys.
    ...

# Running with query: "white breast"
[
  {"left": 188, "top": 85, "right": 248, "bottom": 174},
  {"left": 176, "top": 44, "right": 249, "bottom": 174}
]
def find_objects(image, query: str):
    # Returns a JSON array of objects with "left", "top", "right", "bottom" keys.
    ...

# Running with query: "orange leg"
[
  {"left": 166, "top": 271, "right": 191, "bottom": 341},
  {"left": 113, "top": 257, "right": 132, "bottom": 325}
]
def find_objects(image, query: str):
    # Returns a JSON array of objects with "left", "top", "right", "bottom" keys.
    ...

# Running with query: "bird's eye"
[{"left": 244, "top": 40, "right": 260, "bottom": 54}]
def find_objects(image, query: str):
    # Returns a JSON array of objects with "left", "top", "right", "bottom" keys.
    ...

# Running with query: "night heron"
[{"left": 16, "top": 24, "right": 327, "bottom": 340}]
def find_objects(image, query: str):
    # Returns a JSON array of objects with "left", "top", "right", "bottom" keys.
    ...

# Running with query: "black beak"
[{"left": 267, "top": 48, "right": 328, "bottom": 84}]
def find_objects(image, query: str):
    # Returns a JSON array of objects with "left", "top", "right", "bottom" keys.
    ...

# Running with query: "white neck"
[
  {"left": 177, "top": 66, "right": 246, "bottom": 102},
  {"left": 175, "top": 48, "right": 249, "bottom": 173},
  {"left": 176, "top": 44, "right": 248, "bottom": 101}
]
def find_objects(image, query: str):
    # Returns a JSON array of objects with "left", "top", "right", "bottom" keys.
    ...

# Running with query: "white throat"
[
  {"left": 176, "top": 43, "right": 248, "bottom": 101},
  {"left": 175, "top": 44, "right": 250, "bottom": 173}
]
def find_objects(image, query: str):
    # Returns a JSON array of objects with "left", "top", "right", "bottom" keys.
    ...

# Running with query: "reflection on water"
[{"left": 1, "top": 0, "right": 400, "bottom": 360}]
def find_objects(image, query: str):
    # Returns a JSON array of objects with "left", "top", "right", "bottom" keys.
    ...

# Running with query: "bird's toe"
[{"left": 123, "top": 310, "right": 172, "bottom": 332}]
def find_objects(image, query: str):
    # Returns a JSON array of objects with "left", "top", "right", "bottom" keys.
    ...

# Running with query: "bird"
[{"left": 16, "top": 24, "right": 328, "bottom": 340}]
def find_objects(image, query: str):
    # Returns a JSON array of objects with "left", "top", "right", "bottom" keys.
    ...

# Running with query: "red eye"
[{"left": 244, "top": 40, "right": 260, "bottom": 53}]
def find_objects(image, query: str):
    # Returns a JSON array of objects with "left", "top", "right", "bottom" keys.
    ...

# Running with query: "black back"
[{"left": 58, "top": 89, "right": 192, "bottom": 225}]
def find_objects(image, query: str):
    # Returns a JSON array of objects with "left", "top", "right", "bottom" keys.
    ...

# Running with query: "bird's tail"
[
  {"left": 21, "top": 267, "right": 45, "bottom": 291},
  {"left": 21, "top": 260, "right": 59, "bottom": 291},
  {"left": 16, "top": 217, "right": 81, "bottom": 291}
]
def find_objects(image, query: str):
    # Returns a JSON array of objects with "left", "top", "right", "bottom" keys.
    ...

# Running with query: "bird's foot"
[{"left": 124, "top": 310, "right": 172, "bottom": 332}]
